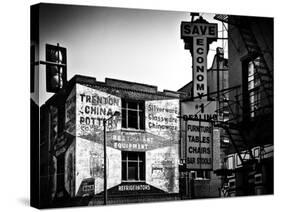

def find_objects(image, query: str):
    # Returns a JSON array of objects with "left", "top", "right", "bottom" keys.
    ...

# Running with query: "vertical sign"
[
  {"left": 193, "top": 37, "right": 208, "bottom": 99},
  {"left": 181, "top": 20, "right": 218, "bottom": 100}
]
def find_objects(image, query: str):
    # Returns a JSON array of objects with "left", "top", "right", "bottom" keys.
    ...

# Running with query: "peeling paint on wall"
[
  {"left": 75, "top": 137, "right": 121, "bottom": 195},
  {"left": 107, "top": 131, "right": 176, "bottom": 151},
  {"left": 64, "top": 84, "right": 180, "bottom": 196},
  {"left": 146, "top": 145, "right": 179, "bottom": 193},
  {"left": 145, "top": 99, "right": 179, "bottom": 141}
]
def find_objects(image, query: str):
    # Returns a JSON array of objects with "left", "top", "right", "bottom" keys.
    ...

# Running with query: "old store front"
[{"left": 58, "top": 77, "right": 181, "bottom": 203}]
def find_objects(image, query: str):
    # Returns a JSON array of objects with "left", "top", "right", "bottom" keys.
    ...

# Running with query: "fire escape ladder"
[
  {"left": 239, "top": 25, "right": 272, "bottom": 77},
  {"left": 214, "top": 15, "right": 272, "bottom": 77},
  {"left": 214, "top": 14, "right": 273, "bottom": 108},
  {"left": 224, "top": 127, "right": 245, "bottom": 166},
  {"left": 215, "top": 87, "right": 256, "bottom": 167},
  {"left": 222, "top": 92, "right": 255, "bottom": 162},
  {"left": 238, "top": 24, "right": 273, "bottom": 109},
  {"left": 220, "top": 91, "right": 240, "bottom": 123},
  {"left": 213, "top": 15, "right": 272, "bottom": 186}
]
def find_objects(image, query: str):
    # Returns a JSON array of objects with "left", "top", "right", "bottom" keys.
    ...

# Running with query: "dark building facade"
[
  {"left": 40, "top": 75, "right": 182, "bottom": 207},
  {"left": 213, "top": 15, "right": 273, "bottom": 196}
]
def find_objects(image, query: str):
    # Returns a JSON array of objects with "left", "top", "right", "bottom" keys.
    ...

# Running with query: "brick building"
[{"left": 39, "top": 75, "right": 182, "bottom": 207}]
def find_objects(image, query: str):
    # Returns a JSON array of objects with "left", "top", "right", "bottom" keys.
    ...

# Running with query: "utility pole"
[
  {"left": 103, "top": 111, "right": 120, "bottom": 205},
  {"left": 216, "top": 50, "right": 220, "bottom": 100},
  {"left": 103, "top": 119, "right": 107, "bottom": 205}
]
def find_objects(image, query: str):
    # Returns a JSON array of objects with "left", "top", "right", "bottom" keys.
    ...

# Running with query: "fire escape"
[{"left": 212, "top": 15, "right": 273, "bottom": 196}]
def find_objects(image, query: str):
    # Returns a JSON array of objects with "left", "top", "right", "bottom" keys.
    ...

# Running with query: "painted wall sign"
[
  {"left": 180, "top": 20, "right": 218, "bottom": 100},
  {"left": 118, "top": 184, "right": 150, "bottom": 191},
  {"left": 76, "top": 84, "right": 122, "bottom": 138},
  {"left": 76, "top": 178, "right": 95, "bottom": 197},
  {"left": 75, "top": 137, "right": 121, "bottom": 196},
  {"left": 64, "top": 85, "right": 180, "bottom": 195},
  {"left": 106, "top": 131, "right": 177, "bottom": 152},
  {"left": 107, "top": 182, "right": 168, "bottom": 196},
  {"left": 146, "top": 145, "right": 179, "bottom": 193},
  {"left": 181, "top": 101, "right": 217, "bottom": 170},
  {"left": 145, "top": 99, "right": 179, "bottom": 141}
]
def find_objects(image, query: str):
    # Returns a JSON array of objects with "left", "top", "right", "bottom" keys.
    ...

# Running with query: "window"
[
  {"left": 190, "top": 170, "right": 210, "bottom": 179},
  {"left": 226, "top": 155, "right": 235, "bottom": 170},
  {"left": 247, "top": 57, "right": 261, "bottom": 118},
  {"left": 122, "top": 99, "right": 145, "bottom": 130},
  {"left": 122, "top": 151, "right": 145, "bottom": 181},
  {"left": 196, "top": 170, "right": 211, "bottom": 179},
  {"left": 223, "top": 136, "right": 230, "bottom": 143}
]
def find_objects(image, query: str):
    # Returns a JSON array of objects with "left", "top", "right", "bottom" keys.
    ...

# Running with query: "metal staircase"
[
  {"left": 214, "top": 87, "right": 256, "bottom": 167},
  {"left": 214, "top": 15, "right": 273, "bottom": 107},
  {"left": 238, "top": 24, "right": 273, "bottom": 110},
  {"left": 212, "top": 15, "right": 273, "bottom": 169}
]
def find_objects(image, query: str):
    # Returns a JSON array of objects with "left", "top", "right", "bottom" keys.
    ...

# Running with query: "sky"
[{"left": 37, "top": 3, "right": 227, "bottom": 106}]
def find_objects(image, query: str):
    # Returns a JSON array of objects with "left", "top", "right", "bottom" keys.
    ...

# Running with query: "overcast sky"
[{"left": 38, "top": 4, "right": 227, "bottom": 105}]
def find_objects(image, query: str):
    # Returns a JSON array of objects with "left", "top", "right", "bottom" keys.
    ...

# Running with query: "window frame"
[
  {"left": 121, "top": 99, "right": 145, "bottom": 130},
  {"left": 191, "top": 170, "right": 211, "bottom": 180},
  {"left": 242, "top": 55, "right": 262, "bottom": 120},
  {"left": 247, "top": 58, "right": 261, "bottom": 118},
  {"left": 121, "top": 151, "right": 145, "bottom": 182}
]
